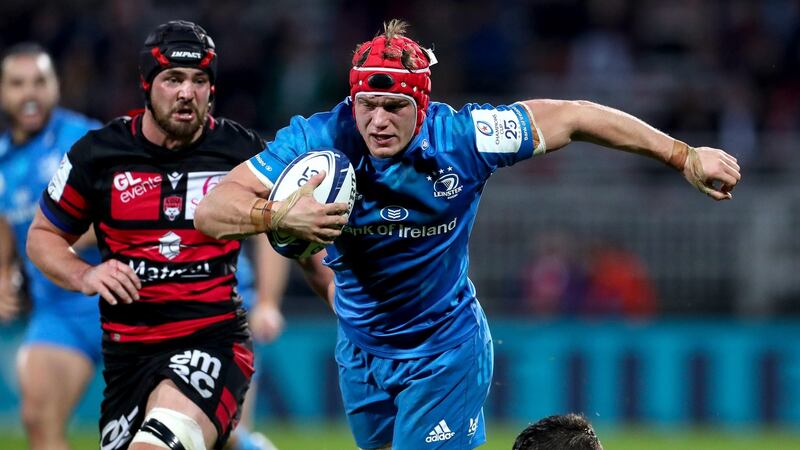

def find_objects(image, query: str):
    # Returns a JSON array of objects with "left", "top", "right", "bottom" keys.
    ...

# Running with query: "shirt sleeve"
[
  {"left": 39, "top": 135, "right": 95, "bottom": 236},
  {"left": 450, "top": 102, "right": 546, "bottom": 175},
  {"left": 246, "top": 103, "right": 348, "bottom": 188}
]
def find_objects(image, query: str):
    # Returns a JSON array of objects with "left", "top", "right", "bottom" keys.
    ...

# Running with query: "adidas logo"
[{"left": 425, "top": 419, "right": 455, "bottom": 443}]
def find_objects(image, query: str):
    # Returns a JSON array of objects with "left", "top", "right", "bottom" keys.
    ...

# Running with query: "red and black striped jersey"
[{"left": 40, "top": 113, "right": 264, "bottom": 344}]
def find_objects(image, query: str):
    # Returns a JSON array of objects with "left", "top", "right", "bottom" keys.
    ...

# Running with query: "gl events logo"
[{"left": 113, "top": 171, "right": 162, "bottom": 204}]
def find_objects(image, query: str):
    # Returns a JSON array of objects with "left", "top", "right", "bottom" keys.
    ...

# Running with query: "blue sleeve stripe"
[
  {"left": 247, "top": 149, "right": 292, "bottom": 186},
  {"left": 245, "top": 158, "right": 275, "bottom": 189},
  {"left": 38, "top": 195, "right": 83, "bottom": 236}
]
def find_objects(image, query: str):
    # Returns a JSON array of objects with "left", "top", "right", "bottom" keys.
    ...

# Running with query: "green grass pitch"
[{"left": 1, "top": 423, "right": 799, "bottom": 450}]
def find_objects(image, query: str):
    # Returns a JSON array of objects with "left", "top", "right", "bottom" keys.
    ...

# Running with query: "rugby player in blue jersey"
[
  {"left": 0, "top": 43, "right": 102, "bottom": 450},
  {"left": 195, "top": 19, "right": 741, "bottom": 450}
]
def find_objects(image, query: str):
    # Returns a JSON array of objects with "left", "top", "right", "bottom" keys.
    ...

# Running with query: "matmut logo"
[{"left": 111, "top": 171, "right": 162, "bottom": 220}]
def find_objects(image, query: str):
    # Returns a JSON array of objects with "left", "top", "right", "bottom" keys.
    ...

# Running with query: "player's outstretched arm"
[
  {"left": 26, "top": 208, "right": 141, "bottom": 305},
  {"left": 195, "top": 162, "right": 349, "bottom": 242},
  {"left": 522, "top": 99, "right": 741, "bottom": 200}
]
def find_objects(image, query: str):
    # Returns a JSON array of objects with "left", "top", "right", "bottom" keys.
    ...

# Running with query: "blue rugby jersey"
[
  {"left": 247, "top": 99, "right": 545, "bottom": 358},
  {"left": 0, "top": 108, "right": 101, "bottom": 314}
]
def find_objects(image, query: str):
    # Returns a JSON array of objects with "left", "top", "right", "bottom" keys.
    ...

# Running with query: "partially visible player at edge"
[
  {"left": 513, "top": 414, "right": 603, "bottom": 450},
  {"left": 0, "top": 42, "right": 102, "bottom": 450},
  {"left": 194, "top": 19, "right": 741, "bottom": 450},
  {"left": 26, "top": 20, "right": 322, "bottom": 450}
]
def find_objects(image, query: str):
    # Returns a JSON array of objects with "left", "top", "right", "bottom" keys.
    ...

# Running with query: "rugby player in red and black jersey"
[{"left": 26, "top": 21, "right": 336, "bottom": 450}]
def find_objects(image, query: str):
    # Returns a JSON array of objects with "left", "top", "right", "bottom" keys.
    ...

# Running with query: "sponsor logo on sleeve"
[
  {"left": 246, "top": 156, "right": 276, "bottom": 190},
  {"left": 476, "top": 120, "right": 493, "bottom": 136},
  {"left": 47, "top": 155, "right": 72, "bottom": 202},
  {"left": 470, "top": 108, "right": 525, "bottom": 154}
]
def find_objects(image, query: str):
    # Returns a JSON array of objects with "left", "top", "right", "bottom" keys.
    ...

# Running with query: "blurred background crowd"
[
  {"left": 2, "top": 0, "right": 798, "bottom": 158},
  {"left": 1, "top": 0, "right": 798, "bottom": 318}
]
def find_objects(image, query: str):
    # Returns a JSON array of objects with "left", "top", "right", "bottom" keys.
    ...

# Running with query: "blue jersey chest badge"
[{"left": 426, "top": 166, "right": 463, "bottom": 200}]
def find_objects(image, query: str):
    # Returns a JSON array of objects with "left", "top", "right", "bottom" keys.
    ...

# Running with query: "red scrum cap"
[{"left": 349, "top": 20, "right": 437, "bottom": 134}]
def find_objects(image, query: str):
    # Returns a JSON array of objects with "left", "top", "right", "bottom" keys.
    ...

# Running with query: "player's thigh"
[
  {"left": 16, "top": 344, "right": 94, "bottom": 417},
  {"left": 336, "top": 329, "right": 395, "bottom": 450},
  {"left": 100, "top": 337, "right": 253, "bottom": 450},
  {"left": 392, "top": 327, "right": 493, "bottom": 449}
]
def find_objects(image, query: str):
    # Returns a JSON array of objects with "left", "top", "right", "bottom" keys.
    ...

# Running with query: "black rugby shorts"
[{"left": 98, "top": 323, "right": 253, "bottom": 450}]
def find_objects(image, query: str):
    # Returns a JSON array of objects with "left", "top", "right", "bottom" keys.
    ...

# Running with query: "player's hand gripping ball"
[{"left": 267, "top": 149, "right": 356, "bottom": 259}]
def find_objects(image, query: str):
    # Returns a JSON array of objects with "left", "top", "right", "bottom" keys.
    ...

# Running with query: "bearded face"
[{"left": 148, "top": 67, "right": 211, "bottom": 141}]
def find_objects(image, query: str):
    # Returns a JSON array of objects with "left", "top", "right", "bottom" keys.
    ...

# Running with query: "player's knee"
[
  {"left": 130, "top": 408, "right": 206, "bottom": 450},
  {"left": 20, "top": 398, "right": 57, "bottom": 434}
]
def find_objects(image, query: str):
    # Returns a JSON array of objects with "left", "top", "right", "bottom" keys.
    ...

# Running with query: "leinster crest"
[{"left": 163, "top": 195, "right": 183, "bottom": 221}]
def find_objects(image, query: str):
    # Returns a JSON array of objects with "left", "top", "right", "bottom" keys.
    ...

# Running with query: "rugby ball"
[{"left": 267, "top": 149, "right": 356, "bottom": 259}]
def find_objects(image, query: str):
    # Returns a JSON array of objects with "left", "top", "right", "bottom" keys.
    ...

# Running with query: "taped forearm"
[
  {"left": 249, "top": 181, "right": 317, "bottom": 237},
  {"left": 667, "top": 139, "right": 693, "bottom": 171},
  {"left": 668, "top": 140, "right": 708, "bottom": 193},
  {"left": 249, "top": 198, "right": 274, "bottom": 233},
  {"left": 195, "top": 182, "right": 270, "bottom": 239}
]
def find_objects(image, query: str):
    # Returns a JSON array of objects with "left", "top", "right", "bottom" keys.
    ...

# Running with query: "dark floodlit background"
[{"left": 1, "top": 0, "right": 799, "bottom": 448}]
